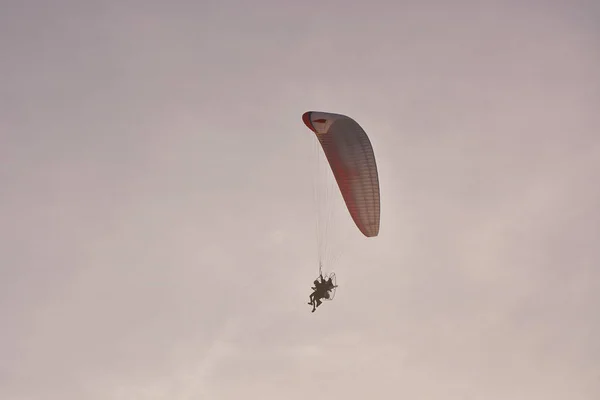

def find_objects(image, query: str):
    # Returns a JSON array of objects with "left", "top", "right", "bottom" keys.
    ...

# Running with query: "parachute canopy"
[{"left": 302, "top": 111, "right": 380, "bottom": 237}]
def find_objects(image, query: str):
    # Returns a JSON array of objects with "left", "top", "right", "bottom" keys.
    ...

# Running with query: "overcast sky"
[{"left": 1, "top": 0, "right": 599, "bottom": 399}]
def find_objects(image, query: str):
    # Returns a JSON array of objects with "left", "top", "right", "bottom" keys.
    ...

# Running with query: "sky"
[{"left": 1, "top": 0, "right": 599, "bottom": 399}]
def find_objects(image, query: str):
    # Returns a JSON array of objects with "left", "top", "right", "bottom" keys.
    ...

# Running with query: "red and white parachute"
[{"left": 302, "top": 111, "right": 380, "bottom": 273}]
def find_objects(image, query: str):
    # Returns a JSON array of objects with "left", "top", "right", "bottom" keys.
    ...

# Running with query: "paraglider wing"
[{"left": 302, "top": 111, "right": 380, "bottom": 237}]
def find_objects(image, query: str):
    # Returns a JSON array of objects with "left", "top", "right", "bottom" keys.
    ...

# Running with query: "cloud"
[{"left": 1, "top": 0, "right": 599, "bottom": 399}]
